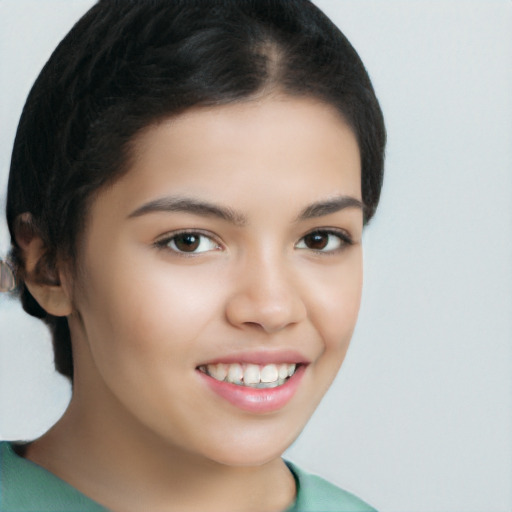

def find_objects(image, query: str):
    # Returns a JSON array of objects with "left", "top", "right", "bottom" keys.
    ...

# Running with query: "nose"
[{"left": 224, "top": 253, "right": 307, "bottom": 334}]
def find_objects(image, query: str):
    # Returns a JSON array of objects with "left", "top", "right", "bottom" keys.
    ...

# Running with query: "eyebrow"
[
  {"left": 127, "top": 196, "right": 248, "bottom": 226},
  {"left": 296, "top": 196, "right": 364, "bottom": 221},
  {"left": 127, "top": 194, "right": 363, "bottom": 225}
]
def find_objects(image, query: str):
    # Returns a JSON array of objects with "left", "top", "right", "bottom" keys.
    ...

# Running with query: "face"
[{"left": 67, "top": 96, "right": 363, "bottom": 467}]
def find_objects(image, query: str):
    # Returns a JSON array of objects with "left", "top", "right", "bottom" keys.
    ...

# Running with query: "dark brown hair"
[{"left": 6, "top": 0, "right": 386, "bottom": 381}]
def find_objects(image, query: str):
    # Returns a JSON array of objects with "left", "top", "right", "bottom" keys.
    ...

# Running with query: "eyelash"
[
  {"left": 154, "top": 230, "right": 222, "bottom": 255},
  {"left": 153, "top": 228, "right": 353, "bottom": 256},
  {"left": 295, "top": 229, "right": 353, "bottom": 254}
]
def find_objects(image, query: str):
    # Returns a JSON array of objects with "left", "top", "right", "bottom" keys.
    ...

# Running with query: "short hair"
[{"left": 6, "top": 0, "right": 386, "bottom": 381}]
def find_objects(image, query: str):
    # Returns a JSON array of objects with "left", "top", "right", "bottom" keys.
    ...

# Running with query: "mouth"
[
  {"left": 196, "top": 351, "right": 309, "bottom": 413},
  {"left": 197, "top": 361, "right": 307, "bottom": 413},
  {"left": 197, "top": 362, "right": 300, "bottom": 389}
]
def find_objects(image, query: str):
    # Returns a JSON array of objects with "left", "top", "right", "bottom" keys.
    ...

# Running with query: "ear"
[{"left": 15, "top": 216, "right": 73, "bottom": 317}]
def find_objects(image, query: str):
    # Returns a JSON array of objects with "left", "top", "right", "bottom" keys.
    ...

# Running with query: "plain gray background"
[{"left": 1, "top": 1, "right": 511, "bottom": 511}]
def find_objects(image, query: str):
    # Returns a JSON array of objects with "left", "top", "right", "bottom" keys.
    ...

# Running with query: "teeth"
[
  {"left": 243, "top": 364, "right": 260, "bottom": 385},
  {"left": 227, "top": 363, "right": 243, "bottom": 384},
  {"left": 201, "top": 362, "right": 299, "bottom": 388},
  {"left": 209, "top": 363, "right": 228, "bottom": 381},
  {"left": 260, "top": 364, "right": 279, "bottom": 383},
  {"left": 278, "top": 364, "right": 289, "bottom": 380}
]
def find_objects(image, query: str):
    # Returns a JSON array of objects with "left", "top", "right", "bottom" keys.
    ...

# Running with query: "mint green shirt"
[{"left": 0, "top": 441, "right": 376, "bottom": 511}]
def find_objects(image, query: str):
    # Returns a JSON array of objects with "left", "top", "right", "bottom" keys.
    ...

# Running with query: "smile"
[
  {"left": 197, "top": 359, "right": 307, "bottom": 413},
  {"left": 197, "top": 363, "right": 298, "bottom": 389}
]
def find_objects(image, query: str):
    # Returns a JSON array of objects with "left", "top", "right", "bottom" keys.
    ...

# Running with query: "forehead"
[{"left": 94, "top": 96, "right": 362, "bottom": 220}]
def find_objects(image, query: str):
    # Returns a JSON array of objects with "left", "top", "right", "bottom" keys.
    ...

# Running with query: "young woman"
[{"left": 0, "top": 1, "right": 385, "bottom": 510}]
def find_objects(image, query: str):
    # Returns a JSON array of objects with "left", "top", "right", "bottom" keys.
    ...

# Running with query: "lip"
[
  {"left": 197, "top": 364, "right": 307, "bottom": 413},
  {"left": 197, "top": 349, "right": 310, "bottom": 366}
]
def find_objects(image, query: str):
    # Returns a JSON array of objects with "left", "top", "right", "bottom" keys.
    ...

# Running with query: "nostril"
[{"left": 243, "top": 321, "right": 267, "bottom": 330}]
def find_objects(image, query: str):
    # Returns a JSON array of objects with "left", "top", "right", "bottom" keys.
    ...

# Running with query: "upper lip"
[{"left": 197, "top": 349, "right": 310, "bottom": 367}]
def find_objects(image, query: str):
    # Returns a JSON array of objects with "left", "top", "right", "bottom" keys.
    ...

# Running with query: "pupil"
[
  {"left": 175, "top": 234, "right": 200, "bottom": 252},
  {"left": 305, "top": 233, "right": 328, "bottom": 250}
]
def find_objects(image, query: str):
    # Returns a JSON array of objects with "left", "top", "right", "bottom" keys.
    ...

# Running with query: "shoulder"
[
  {"left": 284, "top": 459, "right": 377, "bottom": 512},
  {"left": 0, "top": 441, "right": 108, "bottom": 512}
]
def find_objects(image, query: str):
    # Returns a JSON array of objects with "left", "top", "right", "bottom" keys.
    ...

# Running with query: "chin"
[
  {"left": 197, "top": 428, "right": 302, "bottom": 468},
  {"left": 208, "top": 447, "right": 286, "bottom": 468}
]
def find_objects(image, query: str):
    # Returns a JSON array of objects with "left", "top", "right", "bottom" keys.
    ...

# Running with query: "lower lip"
[{"left": 197, "top": 365, "right": 306, "bottom": 413}]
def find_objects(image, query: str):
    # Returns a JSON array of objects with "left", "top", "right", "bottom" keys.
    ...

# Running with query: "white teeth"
[
  {"left": 202, "top": 362, "right": 299, "bottom": 388},
  {"left": 209, "top": 363, "right": 228, "bottom": 381},
  {"left": 260, "top": 364, "right": 279, "bottom": 383},
  {"left": 227, "top": 363, "right": 243, "bottom": 384},
  {"left": 243, "top": 364, "right": 260, "bottom": 385},
  {"left": 278, "top": 364, "right": 289, "bottom": 380}
]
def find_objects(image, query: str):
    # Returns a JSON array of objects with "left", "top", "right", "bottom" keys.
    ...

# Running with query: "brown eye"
[
  {"left": 296, "top": 230, "right": 350, "bottom": 253},
  {"left": 303, "top": 232, "right": 329, "bottom": 250},
  {"left": 160, "top": 232, "right": 220, "bottom": 254},
  {"left": 173, "top": 234, "right": 200, "bottom": 252}
]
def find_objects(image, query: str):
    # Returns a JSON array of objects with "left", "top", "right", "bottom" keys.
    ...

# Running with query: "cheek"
[
  {"left": 77, "top": 254, "right": 227, "bottom": 368},
  {"left": 305, "top": 252, "right": 363, "bottom": 353}
]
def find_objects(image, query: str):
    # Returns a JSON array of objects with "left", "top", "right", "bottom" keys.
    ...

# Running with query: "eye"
[
  {"left": 156, "top": 231, "right": 221, "bottom": 254},
  {"left": 295, "top": 230, "right": 351, "bottom": 253}
]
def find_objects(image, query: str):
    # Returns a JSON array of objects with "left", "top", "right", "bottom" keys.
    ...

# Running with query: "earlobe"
[{"left": 15, "top": 219, "right": 73, "bottom": 317}]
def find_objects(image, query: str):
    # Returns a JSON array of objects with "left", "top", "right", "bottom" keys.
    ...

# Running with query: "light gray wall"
[{"left": 1, "top": 2, "right": 511, "bottom": 511}]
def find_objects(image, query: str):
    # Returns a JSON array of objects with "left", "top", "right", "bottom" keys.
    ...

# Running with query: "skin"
[{"left": 21, "top": 95, "right": 363, "bottom": 512}]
